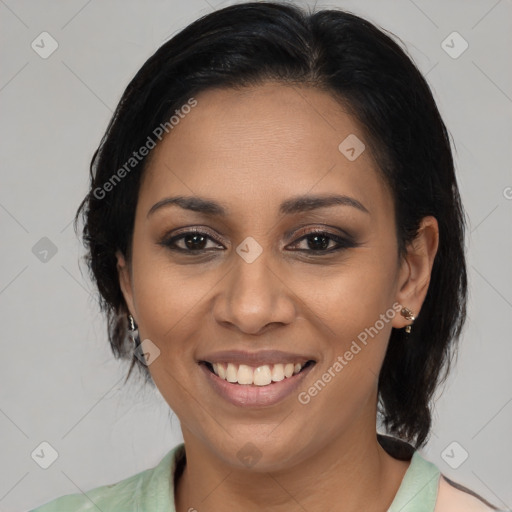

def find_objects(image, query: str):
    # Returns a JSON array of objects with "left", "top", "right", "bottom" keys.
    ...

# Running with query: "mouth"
[
  {"left": 199, "top": 360, "right": 316, "bottom": 386},
  {"left": 197, "top": 351, "right": 317, "bottom": 407}
]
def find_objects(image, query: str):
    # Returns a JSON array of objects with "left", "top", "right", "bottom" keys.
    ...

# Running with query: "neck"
[{"left": 175, "top": 417, "right": 410, "bottom": 512}]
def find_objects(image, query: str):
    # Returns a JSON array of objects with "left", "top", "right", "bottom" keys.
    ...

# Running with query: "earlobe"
[
  {"left": 115, "top": 250, "right": 136, "bottom": 320},
  {"left": 392, "top": 216, "right": 439, "bottom": 329}
]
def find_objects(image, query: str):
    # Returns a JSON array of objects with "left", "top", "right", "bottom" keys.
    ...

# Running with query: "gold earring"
[{"left": 400, "top": 307, "right": 415, "bottom": 334}]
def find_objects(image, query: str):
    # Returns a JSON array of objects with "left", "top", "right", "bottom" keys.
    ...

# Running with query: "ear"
[
  {"left": 116, "top": 250, "right": 136, "bottom": 322},
  {"left": 392, "top": 216, "right": 439, "bottom": 329}
]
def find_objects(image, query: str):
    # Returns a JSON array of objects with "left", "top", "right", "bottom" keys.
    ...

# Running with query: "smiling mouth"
[{"left": 200, "top": 360, "right": 316, "bottom": 386}]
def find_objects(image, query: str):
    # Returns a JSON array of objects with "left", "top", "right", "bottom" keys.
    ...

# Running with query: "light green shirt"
[{"left": 26, "top": 443, "right": 470, "bottom": 511}]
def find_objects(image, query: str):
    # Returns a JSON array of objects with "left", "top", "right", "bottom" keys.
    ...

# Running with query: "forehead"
[{"left": 139, "top": 83, "right": 392, "bottom": 219}]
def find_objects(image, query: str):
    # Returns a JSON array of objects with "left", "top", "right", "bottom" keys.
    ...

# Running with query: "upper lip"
[{"left": 198, "top": 350, "right": 316, "bottom": 367}]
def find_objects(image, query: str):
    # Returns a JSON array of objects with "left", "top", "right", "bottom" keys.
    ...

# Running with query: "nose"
[{"left": 212, "top": 249, "right": 297, "bottom": 335}]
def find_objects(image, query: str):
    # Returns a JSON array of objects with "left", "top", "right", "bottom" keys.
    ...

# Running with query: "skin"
[{"left": 116, "top": 82, "right": 439, "bottom": 512}]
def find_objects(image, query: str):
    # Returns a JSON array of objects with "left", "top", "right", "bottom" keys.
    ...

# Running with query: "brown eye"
[
  {"left": 288, "top": 230, "right": 357, "bottom": 253},
  {"left": 160, "top": 230, "right": 225, "bottom": 252},
  {"left": 181, "top": 233, "right": 208, "bottom": 250},
  {"left": 304, "top": 233, "right": 331, "bottom": 251}
]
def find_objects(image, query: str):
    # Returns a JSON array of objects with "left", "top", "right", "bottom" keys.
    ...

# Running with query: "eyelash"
[{"left": 159, "top": 227, "right": 357, "bottom": 255}]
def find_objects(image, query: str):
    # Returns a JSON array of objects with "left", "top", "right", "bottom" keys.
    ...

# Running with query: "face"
[{"left": 117, "top": 83, "right": 419, "bottom": 471}]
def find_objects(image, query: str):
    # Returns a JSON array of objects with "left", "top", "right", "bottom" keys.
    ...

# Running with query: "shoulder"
[
  {"left": 29, "top": 445, "right": 183, "bottom": 512},
  {"left": 29, "top": 468, "right": 156, "bottom": 511},
  {"left": 378, "top": 435, "right": 505, "bottom": 512},
  {"left": 434, "top": 474, "right": 501, "bottom": 512}
]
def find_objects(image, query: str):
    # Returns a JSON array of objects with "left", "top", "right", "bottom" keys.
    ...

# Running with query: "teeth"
[
  {"left": 284, "top": 363, "right": 294, "bottom": 378},
  {"left": 254, "top": 365, "right": 272, "bottom": 386},
  {"left": 210, "top": 361, "right": 307, "bottom": 386},
  {"left": 217, "top": 363, "right": 226, "bottom": 380},
  {"left": 226, "top": 363, "right": 238, "bottom": 383},
  {"left": 237, "top": 364, "right": 253, "bottom": 385},
  {"left": 271, "top": 363, "right": 285, "bottom": 382}
]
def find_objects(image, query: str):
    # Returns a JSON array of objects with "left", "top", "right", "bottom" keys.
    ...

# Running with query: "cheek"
[
  {"left": 130, "top": 229, "right": 211, "bottom": 339},
  {"left": 296, "top": 247, "right": 397, "bottom": 396},
  {"left": 300, "top": 251, "right": 397, "bottom": 338},
  {"left": 128, "top": 241, "right": 209, "bottom": 388},
  {"left": 129, "top": 256, "right": 203, "bottom": 417},
  {"left": 295, "top": 290, "right": 396, "bottom": 439}
]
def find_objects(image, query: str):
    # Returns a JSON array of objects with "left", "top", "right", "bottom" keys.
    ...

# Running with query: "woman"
[{"left": 30, "top": 2, "right": 505, "bottom": 511}]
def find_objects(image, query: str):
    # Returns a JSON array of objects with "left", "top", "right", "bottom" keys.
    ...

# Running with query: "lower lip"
[{"left": 200, "top": 363, "right": 315, "bottom": 407}]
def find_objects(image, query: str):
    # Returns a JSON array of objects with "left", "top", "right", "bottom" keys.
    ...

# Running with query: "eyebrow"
[{"left": 147, "top": 193, "right": 370, "bottom": 218}]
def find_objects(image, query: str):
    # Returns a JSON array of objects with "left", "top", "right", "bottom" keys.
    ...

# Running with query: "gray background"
[{"left": 0, "top": 0, "right": 511, "bottom": 510}]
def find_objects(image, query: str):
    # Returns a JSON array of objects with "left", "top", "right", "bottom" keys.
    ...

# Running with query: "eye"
[
  {"left": 287, "top": 229, "right": 357, "bottom": 253},
  {"left": 160, "top": 229, "right": 225, "bottom": 252},
  {"left": 159, "top": 227, "right": 357, "bottom": 255}
]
